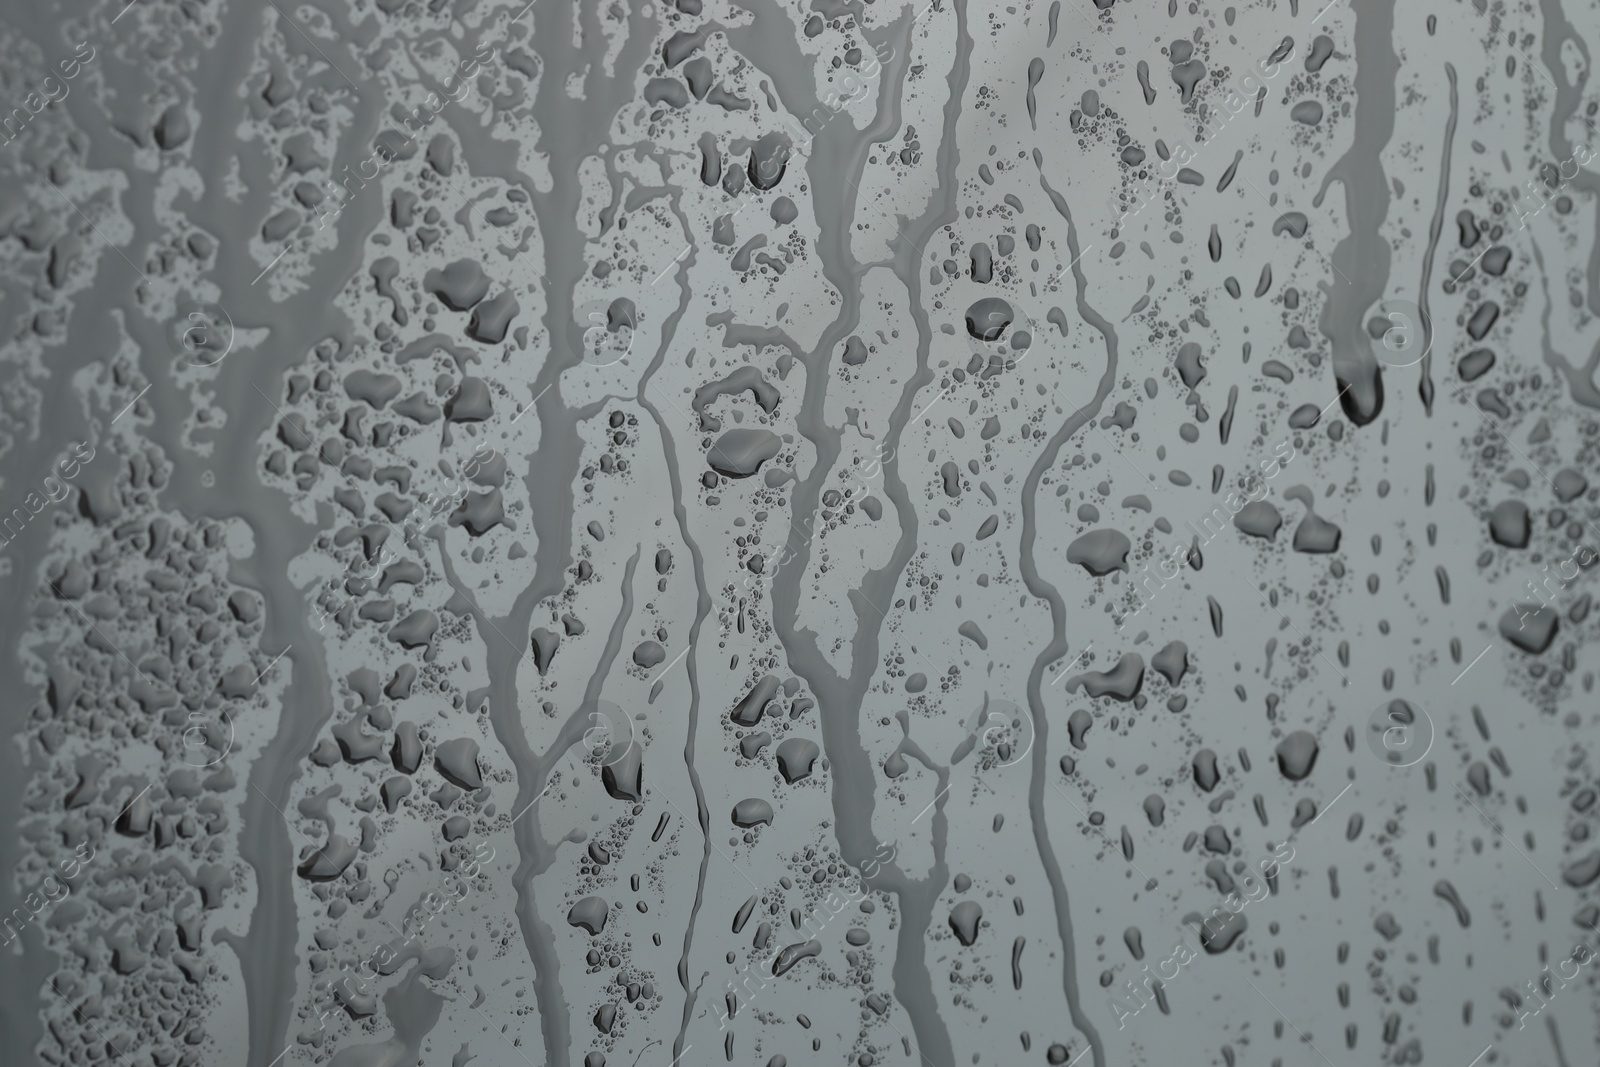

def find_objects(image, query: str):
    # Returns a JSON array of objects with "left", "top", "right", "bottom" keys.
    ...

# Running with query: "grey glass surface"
[{"left": 1, "top": 2, "right": 1597, "bottom": 1067}]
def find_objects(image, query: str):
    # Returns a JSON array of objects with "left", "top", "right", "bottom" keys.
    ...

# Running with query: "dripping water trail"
[
  {"left": 1417, "top": 62, "right": 1458, "bottom": 417},
  {"left": 1018, "top": 157, "right": 1120, "bottom": 1067},
  {"left": 1312, "top": 0, "right": 1399, "bottom": 426},
  {"left": 444, "top": 3, "right": 657, "bottom": 1063},
  {"left": 750, "top": 0, "right": 974, "bottom": 1062},
  {"left": 630, "top": 181, "right": 716, "bottom": 1067},
  {"left": 1533, "top": 0, "right": 1600, "bottom": 406}
]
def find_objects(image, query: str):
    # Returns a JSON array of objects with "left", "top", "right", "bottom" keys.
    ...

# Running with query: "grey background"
[{"left": 1, "top": 1, "right": 1597, "bottom": 1067}]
